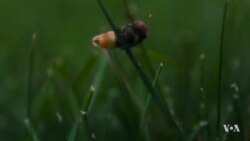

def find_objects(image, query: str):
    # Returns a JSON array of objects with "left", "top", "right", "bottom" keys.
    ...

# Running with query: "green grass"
[
  {"left": 217, "top": 2, "right": 229, "bottom": 140},
  {"left": 0, "top": 0, "right": 250, "bottom": 141}
]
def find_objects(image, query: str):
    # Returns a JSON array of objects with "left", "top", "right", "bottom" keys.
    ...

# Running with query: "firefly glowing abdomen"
[{"left": 92, "top": 31, "right": 116, "bottom": 49}]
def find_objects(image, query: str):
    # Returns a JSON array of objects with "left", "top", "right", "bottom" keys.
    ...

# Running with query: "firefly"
[{"left": 92, "top": 20, "right": 148, "bottom": 49}]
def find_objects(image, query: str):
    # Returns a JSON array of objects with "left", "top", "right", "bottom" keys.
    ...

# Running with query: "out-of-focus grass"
[{"left": 0, "top": 0, "right": 250, "bottom": 141}]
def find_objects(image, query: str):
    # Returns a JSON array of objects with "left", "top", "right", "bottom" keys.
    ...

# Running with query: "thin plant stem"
[
  {"left": 27, "top": 33, "right": 37, "bottom": 119},
  {"left": 82, "top": 86, "right": 96, "bottom": 141},
  {"left": 231, "top": 83, "right": 245, "bottom": 141},
  {"left": 81, "top": 58, "right": 107, "bottom": 140},
  {"left": 140, "top": 95, "right": 151, "bottom": 130},
  {"left": 122, "top": 0, "right": 135, "bottom": 22},
  {"left": 121, "top": 0, "right": 156, "bottom": 78},
  {"left": 217, "top": 2, "right": 228, "bottom": 140},
  {"left": 199, "top": 54, "right": 211, "bottom": 140},
  {"left": 200, "top": 88, "right": 212, "bottom": 140},
  {"left": 106, "top": 51, "right": 144, "bottom": 139},
  {"left": 125, "top": 49, "right": 185, "bottom": 140},
  {"left": 121, "top": 0, "right": 165, "bottom": 110},
  {"left": 105, "top": 50, "right": 142, "bottom": 110},
  {"left": 140, "top": 62, "right": 164, "bottom": 130},
  {"left": 67, "top": 86, "right": 95, "bottom": 141},
  {"left": 24, "top": 118, "right": 40, "bottom": 141},
  {"left": 124, "top": 49, "right": 166, "bottom": 115},
  {"left": 68, "top": 58, "right": 107, "bottom": 141},
  {"left": 67, "top": 123, "right": 78, "bottom": 141},
  {"left": 188, "top": 121, "right": 208, "bottom": 141},
  {"left": 96, "top": 0, "right": 120, "bottom": 36},
  {"left": 67, "top": 86, "right": 97, "bottom": 141},
  {"left": 200, "top": 54, "right": 205, "bottom": 95}
]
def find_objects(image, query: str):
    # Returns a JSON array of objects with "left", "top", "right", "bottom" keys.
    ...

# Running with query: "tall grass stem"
[
  {"left": 140, "top": 62, "right": 164, "bottom": 130},
  {"left": 24, "top": 118, "right": 40, "bottom": 141},
  {"left": 217, "top": 2, "right": 228, "bottom": 140},
  {"left": 199, "top": 54, "right": 211, "bottom": 140},
  {"left": 27, "top": 33, "right": 37, "bottom": 119}
]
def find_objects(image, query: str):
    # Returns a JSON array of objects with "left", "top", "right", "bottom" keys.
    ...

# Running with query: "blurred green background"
[{"left": 0, "top": 0, "right": 250, "bottom": 140}]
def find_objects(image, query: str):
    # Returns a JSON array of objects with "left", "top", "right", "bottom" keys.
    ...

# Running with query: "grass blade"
[
  {"left": 87, "top": 57, "right": 108, "bottom": 113},
  {"left": 27, "top": 33, "right": 37, "bottom": 118},
  {"left": 67, "top": 121, "right": 78, "bottom": 141},
  {"left": 188, "top": 121, "right": 208, "bottom": 141},
  {"left": 217, "top": 2, "right": 229, "bottom": 140},
  {"left": 140, "top": 62, "right": 164, "bottom": 130},
  {"left": 67, "top": 57, "right": 107, "bottom": 141},
  {"left": 231, "top": 83, "right": 245, "bottom": 141},
  {"left": 199, "top": 54, "right": 211, "bottom": 140},
  {"left": 105, "top": 50, "right": 142, "bottom": 110},
  {"left": 24, "top": 118, "right": 40, "bottom": 141},
  {"left": 96, "top": 0, "right": 120, "bottom": 36}
]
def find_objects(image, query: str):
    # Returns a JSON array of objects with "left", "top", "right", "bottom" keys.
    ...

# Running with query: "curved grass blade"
[
  {"left": 67, "top": 57, "right": 107, "bottom": 141},
  {"left": 140, "top": 62, "right": 164, "bottom": 130}
]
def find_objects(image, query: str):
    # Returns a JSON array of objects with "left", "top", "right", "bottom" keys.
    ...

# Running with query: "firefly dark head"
[
  {"left": 132, "top": 20, "right": 149, "bottom": 39},
  {"left": 116, "top": 20, "right": 149, "bottom": 49}
]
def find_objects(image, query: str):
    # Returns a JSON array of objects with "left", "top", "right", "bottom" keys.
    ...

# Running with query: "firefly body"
[{"left": 92, "top": 20, "right": 148, "bottom": 49}]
